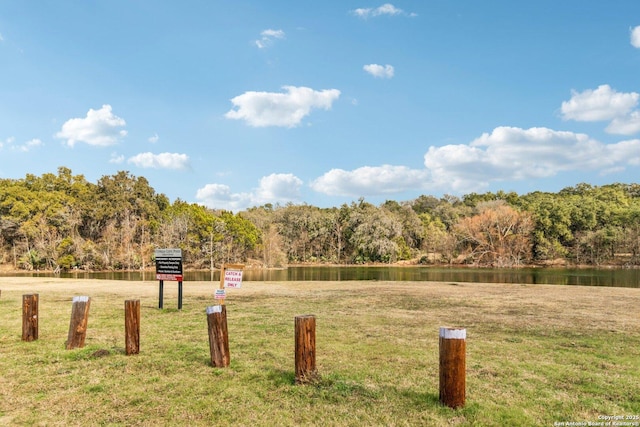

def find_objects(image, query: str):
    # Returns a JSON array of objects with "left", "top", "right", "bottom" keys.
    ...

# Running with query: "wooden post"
[
  {"left": 206, "top": 305, "right": 230, "bottom": 367},
  {"left": 218, "top": 265, "right": 227, "bottom": 305},
  {"left": 295, "top": 314, "right": 318, "bottom": 384},
  {"left": 22, "top": 294, "right": 38, "bottom": 342},
  {"left": 66, "top": 296, "right": 91, "bottom": 350},
  {"left": 125, "top": 299, "right": 140, "bottom": 355},
  {"left": 439, "top": 327, "right": 466, "bottom": 409}
]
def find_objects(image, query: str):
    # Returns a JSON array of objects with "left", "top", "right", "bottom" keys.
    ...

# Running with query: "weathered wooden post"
[
  {"left": 22, "top": 294, "right": 38, "bottom": 342},
  {"left": 124, "top": 299, "right": 140, "bottom": 355},
  {"left": 439, "top": 327, "right": 466, "bottom": 409},
  {"left": 66, "top": 296, "right": 91, "bottom": 350},
  {"left": 295, "top": 314, "right": 318, "bottom": 384},
  {"left": 206, "top": 305, "right": 230, "bottom": 367}
]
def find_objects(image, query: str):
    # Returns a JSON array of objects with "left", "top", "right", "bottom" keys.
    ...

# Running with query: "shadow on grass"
[
  {"left": 397, "top": 389, "right": 440, "bottom": 408},
  {"left": 267, "top": 368, "right": 296, "bottom": 386},
  {"left": 264, "top": 367, "right": 475, "bottom": 418}
]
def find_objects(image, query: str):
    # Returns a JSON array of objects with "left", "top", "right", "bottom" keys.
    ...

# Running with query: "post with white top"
[
  {"left": 439, "top": 327, "right": 466, "bottom": 409},
  {"left": 66, "top": 296, "right": 91, "bottom": 350},
  {"left": 206, "top": 305, "right": 230, "bottom": 367}
]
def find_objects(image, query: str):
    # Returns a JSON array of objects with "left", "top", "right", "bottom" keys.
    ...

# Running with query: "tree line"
[{"left": 1, "top": 167, "right": 640, "bottom": 271}]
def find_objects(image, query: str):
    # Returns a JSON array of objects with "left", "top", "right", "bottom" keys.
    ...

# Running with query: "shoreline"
[{"left": 1, "top": 261, "right": 637, "bottom": 276}]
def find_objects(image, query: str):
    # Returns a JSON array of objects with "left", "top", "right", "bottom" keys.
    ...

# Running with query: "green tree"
[{"left": 344, "top": 199, "right": 402, "bottom": 263}]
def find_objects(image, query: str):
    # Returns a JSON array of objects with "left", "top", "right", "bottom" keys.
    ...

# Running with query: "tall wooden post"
[
  {"left": 22, "top": 294, "right": 38, "bottom": 342},
  {"left": 218, "top": 265, "right": 227, "bottom": 305},
  {"left": 125, "top": 299, "right": 141, "bottom": 355},
  {"left": 66, "top": 296, "right": 91, "bottom": 350},
  {"left": 439, "top": 327, "right": 466, "bottom": 409},
  {"left": 206, "top": 305, "right": 230, "bottom": 367},
  {"left": 295, "top": 314, "right": 318, "bottom": 384}
]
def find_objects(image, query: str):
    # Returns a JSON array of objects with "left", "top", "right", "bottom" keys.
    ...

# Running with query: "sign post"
[
  {"left": 155, "top": 248, "right": 184, "bottom": 310},
  {"left": 205, "top": 263, "right": 244, "bottom": 368}
]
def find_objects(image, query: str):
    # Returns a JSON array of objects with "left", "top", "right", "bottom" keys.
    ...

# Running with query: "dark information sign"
[
  {"left": 155, "top": 248, "right": 183, "bottom": 281},
  {"left": 155, "top": 248, "right": 184, "bottom": 310}
]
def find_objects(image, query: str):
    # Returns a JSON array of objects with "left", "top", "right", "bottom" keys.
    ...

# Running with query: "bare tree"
[{"left": 454, "top": 202, "right": 533, "bottom": 267}]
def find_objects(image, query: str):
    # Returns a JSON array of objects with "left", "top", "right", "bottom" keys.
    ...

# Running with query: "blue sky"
[{"left": 1, "top": 1, "right": 640, "bottom": 211}]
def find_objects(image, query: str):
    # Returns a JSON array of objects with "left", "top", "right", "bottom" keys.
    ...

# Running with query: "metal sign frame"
[{"left": 155, "top": 248, "right": 183, "bottom": 309}]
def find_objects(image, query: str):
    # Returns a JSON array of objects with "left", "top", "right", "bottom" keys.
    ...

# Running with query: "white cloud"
[
  {"left": 352, "top": 3, "right": 414, "bottom": 19},
  {"left": 363, "top": 64, "right": 394, "bottom": 79},
  {"left": 1, "top": 136, "right": 15, "bottom": 149},
  {"left": 16, "top": 138, "right": 42, "bottom": 152},
  {"left": 561, "top": 85, "right": 639, "bottom": 122},
  {"left": 310, "top": 165, "right": 429, "bottom": 197},
  {"left": 0, "top": 33, "right": 4, "bottom": 42},
  {"left": 255, "top": 29, "right": 285, "bottom": 49},
  {"left": 56, "top": 104, "right": 127, "bottom": 147},
  {"left": 127, "top": 152, "right": 190, "bottom": 170},
  {"left": 561, "top": 85, "right": 640, "bottom": 135},
  {"left": 309, "top": 126, "right": 640, "bottom": 197},
  {"left": 194, "top": 123, "right": 640, "bottom": 203},
  {"left": 196, "top": 173, "right": 303, "bottom": 211},
  {"left": 148, "top": 133, "right": 159, "bottom": 143},
  {"left": 225, "top": 86, "right": 341, "bottom": 127},
  {"left": 109, "top": 153, "right": 125, "bottom": 164},
  {"left": 423, "top": 126, "right": 640, "bottom": 192},
  {"left": 1, "top": 137, "right": 42, "bottom": 152},
  {"left": 254, "top": 173, "right": 303, "bottom": 202},
  {"left": 631, "top": 25, "right": 640, "bottom": 48},
  {"left": 606, "top": 111, "right": 640, "bottom": 135},
  {"left": 196, "top": 183, "right": 247, "bottom": 211}
]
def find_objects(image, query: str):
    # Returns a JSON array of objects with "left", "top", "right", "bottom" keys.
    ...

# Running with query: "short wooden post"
[
  {"left": 295, "top": 314, "right": 318, "bottom": 384},
  {"left": 125, "top": 300, "right": 140, "bottom": 355},
  {"left": 22, "top": 294, "right": 38, "bottom": 342},
  {"left": 66, "top": 296, "right": 91, "bottom": 350},
  {"left": 439, "top": 327, "right": 466, "bottom": 409},
  {"left": 206, "top": 305, "right": 230, "bottom": 367}
]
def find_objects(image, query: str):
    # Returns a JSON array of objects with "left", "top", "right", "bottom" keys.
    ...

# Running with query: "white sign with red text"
[{"left": 223, "top": 269, "right": 243, "bottom": 288}]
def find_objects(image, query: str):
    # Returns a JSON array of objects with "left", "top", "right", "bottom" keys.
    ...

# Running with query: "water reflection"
[{"left": 3, "top": 266, "right": 639, "bottom": 288}]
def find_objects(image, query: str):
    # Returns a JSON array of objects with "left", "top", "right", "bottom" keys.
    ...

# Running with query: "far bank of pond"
[{"left": 1, "top": 266, "right": 639, "bottom": 288}]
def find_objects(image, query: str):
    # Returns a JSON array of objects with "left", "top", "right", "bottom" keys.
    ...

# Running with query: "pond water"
[{"left": 3, "top": 266, "right": 639, "bottom": 288}]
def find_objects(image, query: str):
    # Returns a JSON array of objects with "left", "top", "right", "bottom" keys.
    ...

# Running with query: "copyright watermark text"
[{"left": 553, "top": 415, "right": 640, "bottom": 427}]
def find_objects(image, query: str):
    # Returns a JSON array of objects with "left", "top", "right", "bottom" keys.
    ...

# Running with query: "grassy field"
[{"left": 0, "top": 277, "right": 639, "bottom": 426}]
